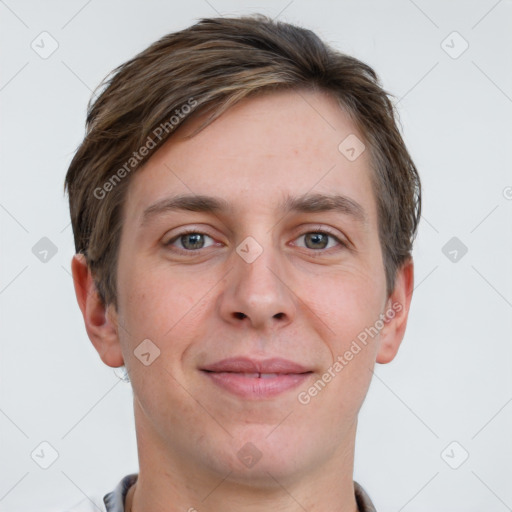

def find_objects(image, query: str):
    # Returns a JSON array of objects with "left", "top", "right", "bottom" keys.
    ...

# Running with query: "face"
[{"left": 99, "top": 88, "right": 408, "bottom": 485}]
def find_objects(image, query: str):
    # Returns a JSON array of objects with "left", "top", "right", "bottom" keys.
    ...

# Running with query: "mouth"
[{"left": 200, "top": 357, "right": 313, "bottom": 399}]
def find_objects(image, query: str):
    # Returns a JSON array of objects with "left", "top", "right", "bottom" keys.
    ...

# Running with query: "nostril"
[
  {"left": 234, "top": 312, "right": 247, "bottom": 319},
  {"left": 274, "top": 312, "right": 284, "bottom": 319}
]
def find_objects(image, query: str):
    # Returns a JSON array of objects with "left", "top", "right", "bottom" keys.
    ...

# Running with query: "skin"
[{"left": 72, "top": 88, "right": 414, "bottom": 512}]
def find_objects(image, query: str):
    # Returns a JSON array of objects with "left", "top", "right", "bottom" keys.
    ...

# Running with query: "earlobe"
[
  {"left": 376, "top": 259, "right": 414, "bottom": 364},
  {"left": 70, "top": 254, "right": 124, "bottom": 368}
]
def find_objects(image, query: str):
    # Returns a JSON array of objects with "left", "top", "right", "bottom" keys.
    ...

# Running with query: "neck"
[{"left": 128, "top": 400, "right": 359, "bottom": 512}]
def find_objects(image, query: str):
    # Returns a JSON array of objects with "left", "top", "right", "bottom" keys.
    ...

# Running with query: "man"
[{"left": 65, "top": 13, "right": 420, "bottom": 512}]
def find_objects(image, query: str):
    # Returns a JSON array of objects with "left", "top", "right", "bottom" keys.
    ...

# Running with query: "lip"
[{"left": 200, "top": 357, "right": 313, "bottom": 399}]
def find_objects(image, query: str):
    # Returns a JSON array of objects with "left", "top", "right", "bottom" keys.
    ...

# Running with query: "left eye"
[
  {"left": 167, "top": 232, "right": 216, "bottom": 250},
  {"left": 294, "top": 232, "right": 344, "bottom": 250}
]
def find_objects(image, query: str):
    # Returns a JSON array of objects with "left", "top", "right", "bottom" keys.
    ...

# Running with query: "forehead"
[{"left": 123, "top": 88, "right": 376, "bottom": 226}]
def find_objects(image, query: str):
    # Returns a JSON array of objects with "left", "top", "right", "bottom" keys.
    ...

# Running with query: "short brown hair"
[{"left": 64, "top": 14, "right": 421, "bottom": 309}]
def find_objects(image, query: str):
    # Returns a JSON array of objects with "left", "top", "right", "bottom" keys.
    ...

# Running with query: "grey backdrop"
[{"left": 1, "top": 0, "right": 511, "bottom": 511}]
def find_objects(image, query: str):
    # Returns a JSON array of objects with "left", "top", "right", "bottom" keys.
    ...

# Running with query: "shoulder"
[
  {"left": 64, "top": 473, "right": 138, "bottom": 512},
  {"left": 354, "top": 481, "right": 377, "bottom": 512}
]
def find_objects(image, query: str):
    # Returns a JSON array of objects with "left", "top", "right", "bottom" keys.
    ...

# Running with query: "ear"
[
  {"left": 376, "top": 258, "right": 414, "bottom": 364},
  {"left": 71, "top": 254, "right": 124, "bottom": 368}
]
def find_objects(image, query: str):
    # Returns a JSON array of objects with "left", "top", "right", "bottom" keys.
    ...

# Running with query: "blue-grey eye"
[
  {"left": 304, "top": 233, "right": 329, "bottom": 249},
  {"left": 168, "top": 232, "right": 215, "bottom": 250},
  {"left": 296, "top": 232, "right": 342, "bottom": 250}
]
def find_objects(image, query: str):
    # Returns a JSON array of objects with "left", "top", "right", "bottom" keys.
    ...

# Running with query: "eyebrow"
[
  {"left": 140, "top": 192, "right": 367, "bottom": 227},
  {"left": 281, "top": 192, "right": 367, "bottom": 224}
]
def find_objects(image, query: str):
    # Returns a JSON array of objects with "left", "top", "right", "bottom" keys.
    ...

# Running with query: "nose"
[{"left": 218, "top": 242, "right": 296, "bottom": 332}]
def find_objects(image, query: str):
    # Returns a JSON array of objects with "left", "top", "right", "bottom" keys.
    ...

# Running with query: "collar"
[{"left": 103, "top": 473, "right": 377, "bottom": 511}]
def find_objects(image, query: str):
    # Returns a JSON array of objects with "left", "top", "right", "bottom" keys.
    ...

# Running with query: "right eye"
[{"left": 164, "top": 230, "right": 218, "bottom": 252}]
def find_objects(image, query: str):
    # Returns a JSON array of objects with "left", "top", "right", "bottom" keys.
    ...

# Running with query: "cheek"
[
  {"left": 116, "top": 264, "right": 217, "bottom": 382},
  {"left": 119, "top": 263, "right": 199, "bottom": 333},
  {"left": 300, "top": 269, "right": 384, "bottom": 413},
  {"left": 304, "top": 277, "right": 382, "bottom": 413},
  {"left": 307, "top": 265, "right": 386, "bottom": 343},
  {"left": 116, "top": 267, "right": 206, "bottom": 407}
]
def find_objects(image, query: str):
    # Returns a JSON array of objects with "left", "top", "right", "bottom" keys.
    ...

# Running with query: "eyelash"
[{"left": 164, "top": 228, "right": 348, "bottom": 255}]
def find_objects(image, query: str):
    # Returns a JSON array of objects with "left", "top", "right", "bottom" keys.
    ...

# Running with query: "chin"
[{"left": 198, "top": 428, "right": 319, "bottom": 488}]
